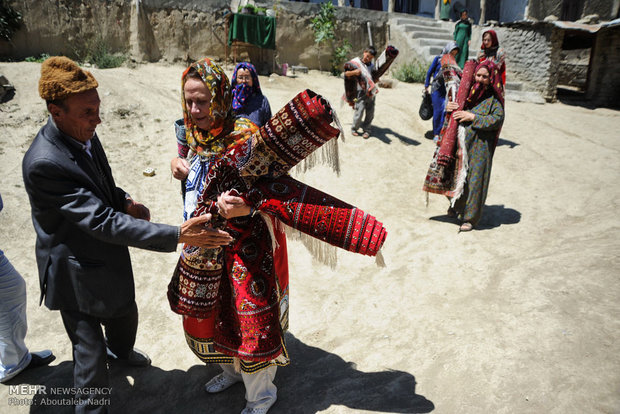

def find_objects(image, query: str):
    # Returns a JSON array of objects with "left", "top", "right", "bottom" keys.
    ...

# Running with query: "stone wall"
[
  {"left": 527, "top": 0, "right": 615, "bottom": 21},
  {"left": 494, "top": 22, "right": 563, "bottom": 101},
  {"left": 0, "top": 0, "right": 388, "bottom": 74},
  {"left": 586, "top": 25, "right": 620, "bottom": 107},
  {"left": 557, "top": 48, "right": 591, "bottom": 89}
]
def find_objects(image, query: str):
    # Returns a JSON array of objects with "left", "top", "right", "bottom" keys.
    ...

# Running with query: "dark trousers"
[{"left": 60, "top": 302, "right": 138, "bottom": 414}]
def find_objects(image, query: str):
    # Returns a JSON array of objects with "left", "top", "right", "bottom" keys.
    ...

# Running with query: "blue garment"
[
  {"left": 233, "top": 93, "right": 272, "bottom": 127},
  {"left": 425, "top": 55, "right": 442, "bottom": 89},
  {"left": 430, "top": 90, "right": 446, "bottom": 137},
  {"left": 425, "top": 55, "right": 447, "bottom": 136}
]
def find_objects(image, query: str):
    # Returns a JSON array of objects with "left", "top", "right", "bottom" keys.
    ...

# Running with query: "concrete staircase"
[
  {"left": 392, "top": 16, "right": 478, "bottom": 63},
  {"left": 389, "top": 15, "right": 540, "bottom": 103}
]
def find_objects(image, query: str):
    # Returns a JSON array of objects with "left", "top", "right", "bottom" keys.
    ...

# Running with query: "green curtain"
[{"left": 228, "top": 14, "right": 276, "bottom": 50}]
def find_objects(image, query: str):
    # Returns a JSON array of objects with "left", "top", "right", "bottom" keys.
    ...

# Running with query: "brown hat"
[{"left": 38, "top": 56, "right": 98, "bottom": 101}]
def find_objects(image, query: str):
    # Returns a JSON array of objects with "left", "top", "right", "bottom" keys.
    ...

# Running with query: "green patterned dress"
[{"left": 452, "top": 95, "right": 504, "bottom": 226}]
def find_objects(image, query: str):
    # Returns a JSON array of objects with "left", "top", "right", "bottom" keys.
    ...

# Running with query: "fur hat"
[{"left": 38, "top": 56, "right": 98, "bottom": 101}]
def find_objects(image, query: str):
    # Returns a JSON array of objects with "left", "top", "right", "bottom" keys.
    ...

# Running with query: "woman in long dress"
[
  {"left": 169, "top": 58, "right": 387, "bottom": 413},
  {"left": 440, "top": 0, "right": 452, "bottom": 21},
  {"left": 453, "top": 9, "right": 472, "bottom": 68},
  {"left": 445, "top": 60, "right": 505, "bottom": 231}
]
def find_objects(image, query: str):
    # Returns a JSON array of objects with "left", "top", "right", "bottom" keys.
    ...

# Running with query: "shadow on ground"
[
  {"left": 369, "top": 126, "right": 421, "bottom": 146},
  {"left": 11, "top": 333, "right": 433, "bottom": 414},
  {"left": 496, "top": 137, "right": 519, "bottom": 149},
  {"left": 429, "top": 204, "right": 521, "bottom": 231}
]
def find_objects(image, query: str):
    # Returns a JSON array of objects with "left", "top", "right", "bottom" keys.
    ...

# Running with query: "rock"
[
  {"left": 0, "top": 74, "right": 16, "bottom": 103},
  {"left": 544, "top": 15, "right": 559, "bottom": 22}
]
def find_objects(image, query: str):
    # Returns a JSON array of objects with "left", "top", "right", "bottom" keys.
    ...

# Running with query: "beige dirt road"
[{"left": 1, "top": 61, "right": 619, "bottom": 414}]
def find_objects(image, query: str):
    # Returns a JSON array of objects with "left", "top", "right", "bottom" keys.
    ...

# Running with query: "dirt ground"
[{"left": 0, "top": 61, "right": 619, "bottom": 414}]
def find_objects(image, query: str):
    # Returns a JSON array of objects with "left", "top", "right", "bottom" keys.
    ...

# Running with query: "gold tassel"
[
  {"left": 293, "top": 98, "right": 343, "bottom": 176},
  {"left": 233, "top": 357, "right": 241, "bottom": 373},
  {"left": 294, "top": 137, "right": 340, "bottom": 177},
  {"left": 284, "top": 226, "right": 339, "bottom": 269}
]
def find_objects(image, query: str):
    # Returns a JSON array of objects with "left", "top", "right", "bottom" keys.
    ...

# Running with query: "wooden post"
[{"left": 479, "top": 0, "right": 486, "bottom": 25}]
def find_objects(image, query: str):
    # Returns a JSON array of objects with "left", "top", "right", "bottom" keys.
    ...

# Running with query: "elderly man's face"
[{"left": 51, "top": 89, "right": 101, "bottom": 143}]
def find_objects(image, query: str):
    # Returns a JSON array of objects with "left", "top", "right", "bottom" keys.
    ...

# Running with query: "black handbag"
[{"left": 419, "top": 91, "right": 433, "bottom": 121}]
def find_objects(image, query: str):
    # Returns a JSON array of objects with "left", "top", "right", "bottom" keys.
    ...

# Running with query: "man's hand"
[
  {"left": 179, "top": 214, "right": 233, "bottom": 248},
  {"left": 216, "top": 190, "right": 251, "bottom": 219},
  {"left": 171, "top": 157, "right": 190, "bottom": 180},
  {"left": 126, "top": 198, "right": 151, "bottom": 221}
]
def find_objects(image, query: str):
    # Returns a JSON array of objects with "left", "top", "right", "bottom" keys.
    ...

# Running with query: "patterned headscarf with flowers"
[{"left": 181, "top": 58, "right": 254, "bottom": 157}]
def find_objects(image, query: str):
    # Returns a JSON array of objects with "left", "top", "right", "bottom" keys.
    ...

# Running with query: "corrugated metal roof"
[{"left": 552, "top": 18, "right": 620, "bottom": 33}]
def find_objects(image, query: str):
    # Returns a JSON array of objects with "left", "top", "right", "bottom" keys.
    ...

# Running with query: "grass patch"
[
  {"left": 393, "top": 59, "right": 428, "bottom": 83},
  {"left": 76, "top": 37, "right": 126, "bottom": 69},
  {"left": 25, "top": 53, "right": 50, "bottom": 63}
]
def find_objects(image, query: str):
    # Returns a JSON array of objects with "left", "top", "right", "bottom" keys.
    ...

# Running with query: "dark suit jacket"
[{"left": 22, "top": 117, "right": 179, "bottom": 318}]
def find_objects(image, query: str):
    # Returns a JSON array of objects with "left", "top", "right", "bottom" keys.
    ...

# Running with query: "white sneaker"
[
  {"left": 204, "top": 373, "right": 241, "bottom": 393},
  {"left": 240, "top": 397, "right": 276, "bottom": 414}
]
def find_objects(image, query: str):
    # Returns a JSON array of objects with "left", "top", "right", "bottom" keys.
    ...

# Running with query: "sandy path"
[{"left": 0, "top": 61, "right": 619, "bottom": 414}]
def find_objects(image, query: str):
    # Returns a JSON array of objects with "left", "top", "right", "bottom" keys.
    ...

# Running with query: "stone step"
[
  {"left": 403, "top": 25, "right": 451, "bottom": 35},
  {"left": 506, "top": 89, "right": 545, "bottom": 104},
  {"left": 419, "top": 38, "right": 452, "bottom": 47},
  {"left": 410, "top": 30, "right": 454, "bottom": 40},
  {"left": 395, "top": 17, "right": 442, "bottom": 27},
  {"left": 428, "top": 45, "right": 444, "bottom": 55},
  {"left": 428, "top": 45, "right": 477, "bottom": 57}
]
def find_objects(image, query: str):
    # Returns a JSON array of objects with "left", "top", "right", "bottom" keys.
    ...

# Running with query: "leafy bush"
[
  {"left": 330, "top": 39, "right": 352, "bottom": 77},
  {"left": 0, "top": 0, "right": 21, "bottom": 41},
  {"left": 78, "top": 37, "right": 126, "bottom": 69},
  {"left": 311, "top": 1, "right": 336, "bottom": 46},
  {"left": 25, "top": 53, "right": 51, "bottom": 63},
  {"left": 311, "top": 1, "right": 336, "bottom": 71},
  {"left": 393, "top": 59, "right": 428, "bottom": 83}
]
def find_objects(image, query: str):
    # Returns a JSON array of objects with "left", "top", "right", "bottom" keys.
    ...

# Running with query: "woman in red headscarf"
[
  {"left": 443, "top": 59, "right": 504, "bottom": 231},
  {"left": 477, "top": 29, "right": 507, "bottom": 85}
]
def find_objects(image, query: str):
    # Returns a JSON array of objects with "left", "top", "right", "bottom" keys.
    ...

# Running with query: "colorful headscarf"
[
  {"left": 479, "top": 29, "right": 506, "bottom": 85},
  {"left": 231, "top": 62, "right": 262, "bottom": 111},
  {"left": 465, "top": 59, "right": 504, "bottom": 110},
  {"left": 181, "top": 58, "right": 248, "bottom": 156},
  {"left": 480, "top": 29, "right": 500, "bottom": 52}
]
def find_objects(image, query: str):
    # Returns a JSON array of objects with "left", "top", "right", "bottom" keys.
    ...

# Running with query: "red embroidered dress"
[{"left": 169, "top": 59, "right": 387, "bottom": 373}]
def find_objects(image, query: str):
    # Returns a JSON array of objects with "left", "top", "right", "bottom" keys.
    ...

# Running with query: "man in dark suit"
[{"left": 22, "top": 56, "right": 233, "bottom": 414}]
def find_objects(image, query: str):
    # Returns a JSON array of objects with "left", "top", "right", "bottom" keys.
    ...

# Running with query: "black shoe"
[
  {"left": 26, "top": 350, "right": 55, "bottom": 369},
  {"left": 106, "top": 347, "right": 151, "bottom": 367}
]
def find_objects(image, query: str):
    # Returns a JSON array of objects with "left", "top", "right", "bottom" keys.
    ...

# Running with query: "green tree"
[{"left": 311, "top": 1, "right": 336, "bottom": 71}]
